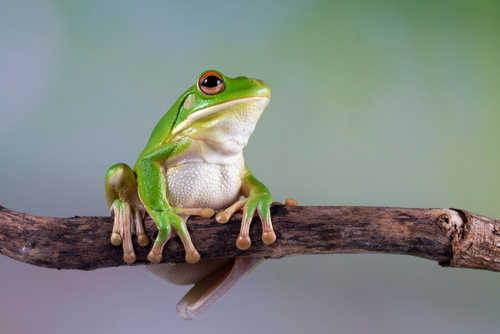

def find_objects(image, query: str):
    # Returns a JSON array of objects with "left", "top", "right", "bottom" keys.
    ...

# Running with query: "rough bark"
[{"left": 1, "top": 205, "right": 499, "bottom": 272}]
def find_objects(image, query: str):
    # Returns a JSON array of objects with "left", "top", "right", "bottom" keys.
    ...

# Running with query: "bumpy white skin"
[
  {"left": 147, "top": 97, "right": 269, "bottom": 319},
  {"left": 166, "top": 162, "right": 243, "bottom": 209}
]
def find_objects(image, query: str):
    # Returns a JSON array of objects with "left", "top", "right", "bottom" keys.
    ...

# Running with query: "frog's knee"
[
  {"left": 106, "top": 163, "right": 131, "bottom": 176},
  {"left": 106, "top": 164, "right": 137, "bottom": 192}
]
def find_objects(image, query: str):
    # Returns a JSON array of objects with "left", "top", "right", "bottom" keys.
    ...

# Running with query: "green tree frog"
[{"left": 105, "top": 70, "right": 275, "bottom": 320}]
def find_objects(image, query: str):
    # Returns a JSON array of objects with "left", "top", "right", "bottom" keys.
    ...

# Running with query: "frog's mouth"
[{"left": 171, "top": 97, "right": 269, "bottom": 142}]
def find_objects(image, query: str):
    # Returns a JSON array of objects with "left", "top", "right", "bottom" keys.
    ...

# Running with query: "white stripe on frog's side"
[{"left": 171, "top": 96, "right": 269, "bottom": 137}]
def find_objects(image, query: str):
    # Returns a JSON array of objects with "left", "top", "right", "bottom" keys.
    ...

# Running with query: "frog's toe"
[
  {"left": 110, "top": 200, "right": 138, "bottom": 263},
  {"left": 109, "top": 202, "right": 121, "bottom": 244},
  {"left": 147, "top": 226, "right": 171, "bottom": 263},
  {"left": 216, "top": 199, "right": 247, "bottom": 224},
  {"left": 236, "top": 235, "right": 251, "bottom": 250},
  {"left": 137, "top": 234, "right": 150, "bottom": 246},
  {"left": 148, "top": 251, "right": 162, "bottom": 263},
  {"left": 172, "top": 214, "right": 202, "bottom": 264},
  {"left": 214, "top": 211, "right": 231, "bottom": 224},
  {"left": 123, "top": 253, "right": 137, "bottom": 264},
  {"left": 172, "top": 207, "right": 215, "bottom": 218},
  {"left": 185, "top": 250, "right": 201, "bottom": 264},
  {"left": 110, "top": 232, "right": 122, "bottom": 246},
  {"left": 262, "top": 231, "right": 276, "bottom": 244},
  {"left": 201, "top": 208, "right": 215, "bottom": 218},
  {"left": 131, "top": 207, "right": 149, "bottom": 247}
]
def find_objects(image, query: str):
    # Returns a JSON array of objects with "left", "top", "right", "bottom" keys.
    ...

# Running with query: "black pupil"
[{"left": 202, "top": 76, "right": 222, "bottom": 88}]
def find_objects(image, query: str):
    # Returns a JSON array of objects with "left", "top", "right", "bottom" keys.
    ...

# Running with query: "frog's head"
[{"left": 169, "top": 70, "right": 270, "bottom": 154}]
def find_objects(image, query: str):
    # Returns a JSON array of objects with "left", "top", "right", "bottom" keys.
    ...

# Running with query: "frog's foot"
[
  {"left": 106, "top": 163, "right": 149, "bottom": 263},
  {"left": 215, "top": 193, "right": 275, "bottom": 250},
  {"left": 147, "top": 212, "right": 201, "bottom": 264},
  {"left": 176, "top": 257, "right": 262, "bottom": 320},
  {"left": 110, "top": 199, "right": 149, "bottom": 264}
]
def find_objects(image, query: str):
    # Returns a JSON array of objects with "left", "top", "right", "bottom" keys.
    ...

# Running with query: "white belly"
[{"left": 165, "top": 162, "right": 243, "bottom": 210}]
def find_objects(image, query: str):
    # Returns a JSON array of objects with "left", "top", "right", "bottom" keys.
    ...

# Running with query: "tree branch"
[{"left": 1, "top": 204, "right": 499, "bottom": 272}]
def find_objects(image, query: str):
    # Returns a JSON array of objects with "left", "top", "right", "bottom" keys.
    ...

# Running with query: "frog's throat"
[{"left": 171, "top": 96, "right": 269, "bottom": 137}]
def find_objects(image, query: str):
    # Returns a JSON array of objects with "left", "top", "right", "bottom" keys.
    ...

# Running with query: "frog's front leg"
[
  {"left": 105, "top": 163, "right": 149, "bottom": 263},
  {"left": 215, "top": 165, "right": 275, "bottom": 250},
  {"left": 146, "top": 210, "right": 212, "bottom": 264}
]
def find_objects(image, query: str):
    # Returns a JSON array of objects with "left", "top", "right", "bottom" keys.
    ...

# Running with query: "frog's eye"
[{"left": 198, "top": 72, "right": 225, "bottom": 95}]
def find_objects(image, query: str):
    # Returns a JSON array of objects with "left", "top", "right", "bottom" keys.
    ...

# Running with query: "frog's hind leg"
[
  {"left": 106, "top": 163, "right": 149, "bottom": 263},
  {"left": 176, "top": 257, "right": 263, "bottom": 320}
]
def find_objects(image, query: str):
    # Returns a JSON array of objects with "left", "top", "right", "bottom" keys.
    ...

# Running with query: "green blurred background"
[{"left": 1, "top": 1, "right": 499, "bottom": 333}]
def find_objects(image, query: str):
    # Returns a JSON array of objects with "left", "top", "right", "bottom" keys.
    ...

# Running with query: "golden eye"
[{"left": 198, "top": 71, "right": 225, "bottom": 95}]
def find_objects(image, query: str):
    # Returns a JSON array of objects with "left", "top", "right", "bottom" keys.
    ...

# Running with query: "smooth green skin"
[{"left": 106, "top": 70, "right": 273, "bottom": 263}]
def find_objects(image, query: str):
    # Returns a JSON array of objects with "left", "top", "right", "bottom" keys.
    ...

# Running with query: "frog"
[{"left": 105, "top": 70, "right": 275, "bottom": 320}]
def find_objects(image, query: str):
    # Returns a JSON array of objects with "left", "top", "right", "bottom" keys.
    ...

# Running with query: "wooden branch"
[{"left": 1, "top": 204, "right": 499, "bottom": 273}]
